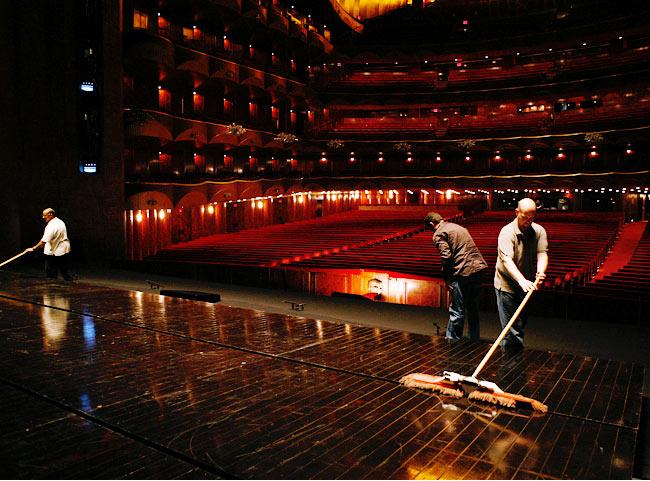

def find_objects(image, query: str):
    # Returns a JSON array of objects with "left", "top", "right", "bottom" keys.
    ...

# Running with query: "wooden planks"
[
  {"left": 0, "top": 272, "right": 643, "bottom": 479},
  {"left": 0, "top": 382, "right": 218, "bottom": 479}
]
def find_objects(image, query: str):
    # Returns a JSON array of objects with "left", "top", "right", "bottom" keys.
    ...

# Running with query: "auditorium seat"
[
  {"left": 574, "top": 222, "right": 650, "bottom": 301},
  {"left": 287, "top": 211, "right": 622, "bottom": 290},
  {"left": 145, "top": 207, "right": 462, "bottom": 268}
]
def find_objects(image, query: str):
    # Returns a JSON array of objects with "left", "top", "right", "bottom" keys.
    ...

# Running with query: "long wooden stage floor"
[{"left": 0, "top": 272, "right": 643, "bottom": 479}]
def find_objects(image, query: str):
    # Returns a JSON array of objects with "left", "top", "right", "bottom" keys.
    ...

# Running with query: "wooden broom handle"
[
  {"left": 471, "top": 278, "right": 541, "bottom": 379},
  {"left": 0, "top": 250, "right": 29, "bottom": 268}
]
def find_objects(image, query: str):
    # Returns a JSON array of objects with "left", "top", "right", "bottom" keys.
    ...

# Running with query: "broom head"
[
  {"left": 400, "top": 373, "right": 547, "bottom": 413},
  {"left": 469, "top": 388, "right": 548, "bottom": 413},
  {"left": 399, "top": 373, "right": 464, "bottom": 398}
]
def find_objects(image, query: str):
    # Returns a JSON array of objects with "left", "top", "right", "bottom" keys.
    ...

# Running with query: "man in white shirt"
[{"left": 26, "top": 208, "right": 73, "bottom": 281}]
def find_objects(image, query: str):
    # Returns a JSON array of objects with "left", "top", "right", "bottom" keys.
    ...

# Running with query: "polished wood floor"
[{"left": 0, "top": 272, "right": 643, "bottom": 479}]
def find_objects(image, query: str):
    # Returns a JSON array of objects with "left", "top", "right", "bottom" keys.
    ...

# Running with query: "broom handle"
[
  {"left": 0, "top": 250, "right": 29, "bottom": 268},
  {"left": 471, "top": 278, "right": 540, "bottom": 379}
]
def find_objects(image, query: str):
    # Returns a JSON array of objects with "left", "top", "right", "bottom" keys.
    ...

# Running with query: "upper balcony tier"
[{"left": 317, "top": 35, "right": 650, "bottom": 94}]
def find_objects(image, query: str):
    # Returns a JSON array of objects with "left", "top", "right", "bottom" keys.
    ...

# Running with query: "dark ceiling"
[{"left": 285, "top": 0, "right": 650, "bottom": 54}]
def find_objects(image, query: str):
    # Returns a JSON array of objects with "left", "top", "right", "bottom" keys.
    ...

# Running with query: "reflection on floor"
[{"left": 0, "top": 271, "right": 644, "bottom": 479}]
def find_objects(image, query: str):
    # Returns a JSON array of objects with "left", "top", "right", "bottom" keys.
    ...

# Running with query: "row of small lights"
[
  {"left": 496, "top": 187, "right": 650, "bottom": 194},
  {"left": 575, "top": 187, "right": 649, "bottom": 193},
  {"left": 130, "top": 208, "right": 171, "bottom": 223},
  {"left": 317, "top": 148, "right": 634, "bottom": 164},
  {"left": 130, "top": 187, "right": 649, "bottom": 222},
  {"left": 163, "top": 146, "right": 634, "bottom": 165},
  {"left": 130, "top": 190, "right": 384, "bottom": 222},
  {"left": 128, "top": 189, "right": 468, "bottom": 223}
]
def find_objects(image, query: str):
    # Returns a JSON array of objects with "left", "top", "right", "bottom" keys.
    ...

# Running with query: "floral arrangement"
[
  {"left": 584, "top": 132, "right": 604, "bottom": 144},
  {"left": 393, "top": 142, "right": 411, "bottom": 152},
  {"left": 458, "top": 139, "right": 477, "bottom": 150},
  {"left": 274, "top": 132, "right": 299, "bottom": 144},
  {"left": 227, "top": 123, "right": 247, "bottom": 136},
  {"left": 327, "top": 139, "right": 345, "bottom": 150}
]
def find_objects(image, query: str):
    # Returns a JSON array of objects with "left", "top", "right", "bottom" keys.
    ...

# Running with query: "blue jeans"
[
  {"left": 495, "top": 288, "right": 527, "bottom": 350},
  {"left": 446, "top": 273, "right": 482, "bottom": 341}
]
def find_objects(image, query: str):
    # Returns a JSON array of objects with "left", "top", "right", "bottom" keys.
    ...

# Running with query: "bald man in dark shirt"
[{"left": 425, "top": 212, "right": 488, "bottom": 341}]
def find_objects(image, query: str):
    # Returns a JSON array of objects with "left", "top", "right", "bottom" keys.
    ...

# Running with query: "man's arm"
[
  {"left": 500, "top": 255, "right": 537, "bottom": 291},
  {"left": 26, "top": 240, "right": 45, "bottom": 253},
  {"left": 536, "top": 252, "right": 548, "bottom": 282},
  {"left": 534, "top": 226, "right": 549, "bottom": 284},
  {"left": 434, "top": 233, "right": 453, "bottom": 280}
]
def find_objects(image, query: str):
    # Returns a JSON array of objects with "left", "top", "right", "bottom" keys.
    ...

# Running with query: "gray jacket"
[{"left": 433, "top": 221, "right": 488, "bottom": 280}]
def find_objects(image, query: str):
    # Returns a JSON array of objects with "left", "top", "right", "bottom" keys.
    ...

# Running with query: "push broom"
[
  {"left": 0, "top": 250, "right": 29, "bottom": 268},
  {"left": 400, "top": 279, "right": 548, "bottom": 414}
]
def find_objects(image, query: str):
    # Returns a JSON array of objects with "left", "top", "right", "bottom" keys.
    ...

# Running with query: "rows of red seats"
[
  {"left": 552, "top": 103, "right": 650, "bottom": 130},
  {"left": 446, "top": 112, "right": 547, "bottom": 136},
  {"left": 446, "top": 62, "right": 553, "bottom": 86},
  {"left": 343, "top": 71, "right": 438, "bottom": 87},
  {"left": 461, "top": 212, "right": 621, "bottom": 288},
  {"left": 558, "top": 46, "right": 650, "bottom": 76},
  {"left": 146, "top": 208, "right": 460, "bottom": 268},
  {"left": 333, "top": 117, "right": 441, "bottom": 134},
  {"left": 325, "top": 45, "right": 650, "bottom": 90},
  {"left": 287, "top": 211, "right": 622, "bottom": 289},
  {"left": 329, "top": 114, "right": 545, "bottom": 136},
  {"left": 574, "top": 222, "right": 650, "bottom": 301},
  {"left": 325, "top": 99, "right": 646, "bottom": 136}
]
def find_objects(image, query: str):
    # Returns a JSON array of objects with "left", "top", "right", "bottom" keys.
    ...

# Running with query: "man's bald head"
[
  {"left": 517, "top": 198, "right": 536, "bottom": 212},
  {"left": 515, "top": 198, "right": 537, "bottom": 230},
  {"left": 42, "top": 208, "right": 56, "bottom": 223}
]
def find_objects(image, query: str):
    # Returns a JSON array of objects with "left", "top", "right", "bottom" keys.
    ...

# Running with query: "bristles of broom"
[
  {"left": 469, "top": 389, "right": 548, "bottom": 413},
  {"left": 399, "top": 373, "right": 464, "bottom": 398}
]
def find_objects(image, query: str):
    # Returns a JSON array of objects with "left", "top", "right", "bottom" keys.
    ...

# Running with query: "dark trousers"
[
  {"left": 45, "top": 254, "right": 73, "bottom": 281},
  {"left": 495, "top": 288, "right": 527, "bottom": 350},
  {"left": 446, "top": 272, "right": 482, "bottom": 341}
]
